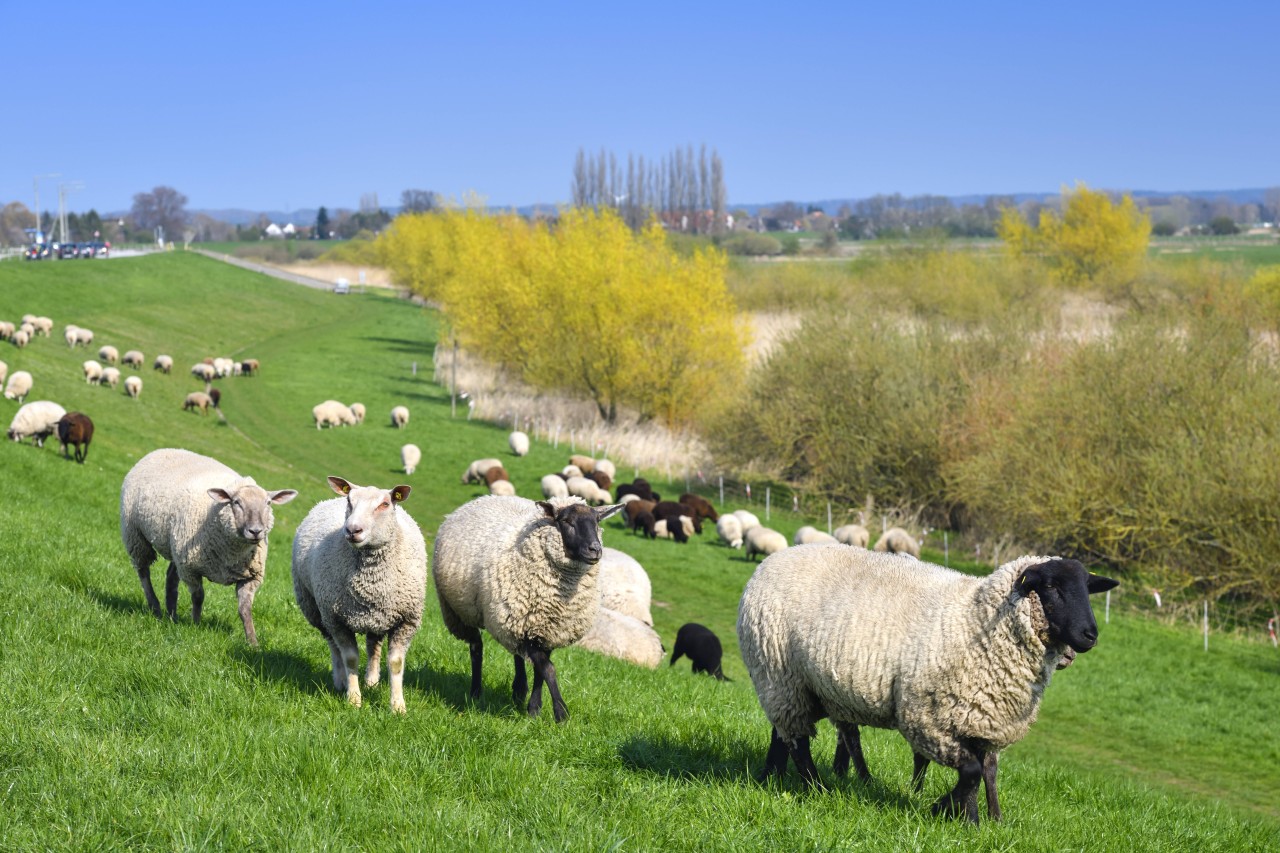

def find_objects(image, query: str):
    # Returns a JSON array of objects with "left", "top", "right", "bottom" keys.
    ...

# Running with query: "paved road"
[{"left": 191, "top": 249, "right": 337, "bottom": 291}]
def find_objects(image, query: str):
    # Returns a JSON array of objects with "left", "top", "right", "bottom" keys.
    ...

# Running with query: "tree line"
[{"left": 572, "top": 145, "right": 727, "bottom": 234}]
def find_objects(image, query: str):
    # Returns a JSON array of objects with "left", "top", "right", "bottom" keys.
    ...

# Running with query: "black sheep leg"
[
  {"left": 983, "top": 752, "right": 1001, "bottom": 822},
  {"left": 164, "top": 563, "right": 180, "bottom": 621},
  {"left": 833, "top": 723, "right": 871, "bottom": 781},
  {"left": 787, "top": 735, "right": 821, "bottom": 787},
  {"left": 467, "top": 634, "right": 484, "bottom": 700},
  {"left": 757, "top": 727, "right": 790, "bottom": 782},
  {"left": 912, "top": 753, "right": 930, "bottom": 792},
  {"left": 932, "top": 751, "right": 984, "bottom": 824},
  {"left": 512, "top": 654, "right": 528, "bottom": 705},
  {"left": 526, "top": 646, "right": 568, "bottom": 722}
]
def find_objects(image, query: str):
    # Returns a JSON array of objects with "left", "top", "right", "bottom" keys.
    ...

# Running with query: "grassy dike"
[{"left": 0, "top": 252, "right": 1275, "bottom": 850}]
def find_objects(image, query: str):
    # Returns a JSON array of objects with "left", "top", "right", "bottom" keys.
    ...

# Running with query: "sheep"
[
  {"left": 241, "top": 358, "right": 260, "bottom": 376},
  {"left": 348, "top": 402, "right": 366, "bottom": 424},
  {"left": 462, "top": 458, "right": 503, "bottom": 484},
  {"left": 794, "top": 526, "right": 837, "bottom": 545},
  {"left": 633, "top": 511, "right": 656, "bottom": 539},
  {"left": 0, "top": 360, "right": 6, "bottom": 387},
  {"left": 391, "top": 405, "right": 410, "bottom": 429},
  {"left": 83, "top": 360, "right": 103, "bottom": 385},
  {"left": 737, "top": 547, "right": 1118, "bottom": 824},
  {"left": 653, "top": 515, "right": 693, "bottom": 543},
  {"left": 618, "top": 493, "right": 640, "bottom": 505},
  {"left": 12, "top": 330, "right": 29, "bottom": 348},
  {"left": 100, "top": 366, "right": 121, "bottom": 389},
  {"left": 717, "top": 514, "right": 744, "bottom": 549},
  {"left": 0, "top": 321, "right": 14, "bottom": 340},
  {"left": 208, "top": 388, "right": 221, "bottom": 409},
  {"left": 153, "top": 354, "right": 173, "bottom": 374},
  {"left": 183, "top": 392, "right": 214, "bottom": 415},
  {"left": 56, "top": 412, "right": 94, "bottom": 463},
  {"left": 587, "top": 470, "right": 613, "bottom": 492},
  {"left": 489, "top": 479, "right": 516, "bottom": 497},
  {"left": 4, "top": 371, "right": 33, "bottom": 402},
  {"left": 7, "top": 401, "right": 67, "bottom": 446},
  {"left": 834, "top": 524, "right": 871, "bottom": 548},
  {"left": 212, "top": 357, "right": 235, "bottom": 377},
  {"left": 597, "top": 547, "right": 653, "bottom": 625},
  {"left": 63, "top": 326, "right": 78, "bottom": 347},
  {"left": 594, "top": 459, "right": 617, "bottom": 481},
  {"left": 121, "top": 448, "right": 298, "bottom": 646},
  {"left": 191, "top": 363, "right": 216, "bottom": 382},
  {"left": 19, "top": 323, "right": 35, "bottom": 339},
  {"left": 874, "top": 526, "right": 921, "bottom": 558},
  {"left": 623, "top": 499, "right": 657, "bottom": 530},
  {"left": 566, "top": 475, "right": 610, "bottom": 506},
  {"left": 568, "top": 454, "right": 596, "bottom": 474},
  {"left": 744, "top": 526, "right": 787, "bottom": 561},
  {"left": 652, "top": 501, "right": 702, "bottom": 534},
  {"left": 733, "top": 509, "right": 761, "bottom": 532},
  {"left": 509, "top": 430, "right": 530, "bottom": 456},
  {"left": 291, "top": 477, "right": 426, "bottom": 712},
  {"left": 124, "top": 375, "right": 142, "bottom": 399},
  {"left": 616, "top": 479, "right": 660, "bottom": 503},
  {"left": 401, "top": 444, "right": 421, "bottom": 475},
  {"left": 312, "top": 400, "right": 356, "bottom": 429},
  {"left": 32, "top": 317, "right": 53, "bottom": 336},
  {"left": 432, "top": 494, "right": 624, "bottom": 722},
  {"left": 679, "top": 493, "right": 719, "bottom": 523},
  {"left": 484, "top": 466, "right": 510, "bottom": 486},
  {"left": 122, "top": 350, "right": 144, "bottom": 369},
  {"left": 540, "top": 474, "right": 570, "bottom": 499},
  {"left": 74, "top": 327, "right": 94, "bottom": 347},
  {"left": 98, "top": 345, "right": 119, "bottom": 364},
  {"left": 670, "top": 623, "right": 727, "bottom": 680},
  {"left": 575, "top": 608, "right": 664, "bottom": 668},
  {"left": 561, "top": 464, "right": 584, "bottom": 480}
]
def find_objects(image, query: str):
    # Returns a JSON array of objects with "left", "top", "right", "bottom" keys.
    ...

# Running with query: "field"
[{"left": 0, "top": 253, "right": 1277, "bottom": 850}]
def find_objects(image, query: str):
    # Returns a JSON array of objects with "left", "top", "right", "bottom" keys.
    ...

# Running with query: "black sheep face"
[
  {"left": 1016, "top": 558, "right": 1118, "bottom": 653},
  {"left": 539, "top": 501, "right": 623, "bottom": 565}
]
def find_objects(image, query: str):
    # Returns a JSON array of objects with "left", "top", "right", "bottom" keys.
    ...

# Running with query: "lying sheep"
[
  {"left": 401, "top": 444, "right": 421, "bottom": 475},
  {"left": 100, "top": 366, "right": 121, "bottom": 389},
  {"left": 744, "top": 526, "right": 787, "bottom": 561},
  {"left": 874, "top": 526, "right": 920, "bottom": 558},
  {"left": 124, "top": 375, "right": 142, "bottom": 399},
  {"left": 98, "top": 345, "right": 119, "bottom": 364},
  {"left": 737, "top": 547, "right": 1118, "bottom": 824},
  {"left": 597, "top": 547, "right": 653, "bottom": 625},
  {"left": 733, "top": 509, "right": 761, "bottom": 533},
  {"left": 56, "top": 412, "right": 94, "bottom": 463},
  {"left": 575, "top": 607, "right": 664, "bottom": 668},
  {"left": 670, "top": 623, "right": 727, "bottom": 680},
  {"left": 794, "top": 526, "right": 836, "bottom": 545},
  {"left": 120, "top": 448, "right": 298, "bottom": 645},
  {"left": 348, "top": 402, "right": 366, "bottom": 424},
  {"left": 540, "top": 474, "right": 569, "bottom": 499},
  {"left": 4, "top": 370, "right": 33, "bottom": 402},
  {"left": 717, "top": 514, "right": 744, "bottom": 549},
  {"left": 153, "top": 354, "right": 173, "bottom": 374},
  {"left": 83, "top": 360, "right": 103, "bottom": 384},
  {"left": 7, "top": 401, "right": 67, "bottom": 446},
  {"left": 313, "top": 400, "right": 356, "bottom": 429},
  {"left": 834, "top": 524, "right": 870, "bottom": 548},
  {"left": 292, "top": 477, "right": 426, "bottom": 712},
  {"left": 462, "top": 458, "right": 504, "bottom": 485},
  {"left": 433, "top": 495, "right": 624, "bottom": 722},
  {"left": 509, "top": 431, "right": 530, "bottom": 456},
  {"left": 679, "top": 493, "right": 719, "bottom": 523},
  {"left": 184, "top": 392, "right": 214, "bottom": 415},
  {"left": 122, "top": 350, "right": 144, "bottom": 369},
  {"left": 391, "top": 405, "right": 410, "bottom": 429}
]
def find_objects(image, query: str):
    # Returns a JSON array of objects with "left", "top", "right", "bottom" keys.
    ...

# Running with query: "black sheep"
[
  {"left": 56, "top": 412, "right": 95, "bottom": 464},
  {"left": 208, "top": 388, "right": 221, "bottom": 408},
  {"left": 652, "top": 501, "right": 702, "bottom": 534},
  {"left": 634, "top": 511, "right": 656, "bottom": 539},
  {"left": 670, "top": 622, "right": 726, "bottom": 680}
]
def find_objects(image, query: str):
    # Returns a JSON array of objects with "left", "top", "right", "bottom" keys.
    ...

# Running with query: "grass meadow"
[{"left": 0, "top": 253, "right": 1276, "bottom": 850}]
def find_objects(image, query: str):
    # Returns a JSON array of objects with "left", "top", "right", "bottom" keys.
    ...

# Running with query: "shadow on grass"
[
  {"left": 407, "top": 664, "right": 538, "bottom": 720},
  {"left": 80, "top": 586, "right": 248, "bottom": 639},
  {"left": 363, "top": 336, "right": 437, "bottom": 356},
  {"left": 229, "top": 645, "right": 330, "bottom": 696}
]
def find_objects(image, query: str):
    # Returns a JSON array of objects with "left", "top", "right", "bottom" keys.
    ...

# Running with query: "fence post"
[
  {"left": 1105, "top": 589, "right": 1110, "bottom": 624},
  {"left": 1204, "top": 601, "right": 1209, "bottom": 652},
  {"left": 943, "top": 531, "right": 949, "bottom": 567},
  {"left": 765, "top": 487, "right": 771, "bottom": 521},
  {"left": 826, "top": 501, "right": 832, "bottom": 535},
  {"left": 719, "top": 476, "right": 724, "bottom": 506}
]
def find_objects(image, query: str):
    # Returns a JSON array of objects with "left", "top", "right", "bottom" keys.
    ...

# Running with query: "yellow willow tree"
[{"left": 998, "top": 183, "right": 1151, "bottom": 287}]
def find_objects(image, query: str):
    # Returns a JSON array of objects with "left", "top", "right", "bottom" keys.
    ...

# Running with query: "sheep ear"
[
  {"left": 1016, "top": 567, "right": 1043, "bottom": 593},
  {"left": 1087, "top": 573, "right": 1119, "bottom": 594},
  {"left": 594, "top": 504, "right": 625, "bottom": 522},
  {"left": 391, "top": 485, "right": 412, "bottom": 503},
  {"left": 207, "top": 488, "right": 232, "bottom": 504},
  {"left": 269, "top": 489, "right": 298, "bottom": 505},
  {"left": 327, "top": 476, "right": 352, "bottom": 496},
  {"left": 536, "top": 500, "right": 556, "bottom": 519}
]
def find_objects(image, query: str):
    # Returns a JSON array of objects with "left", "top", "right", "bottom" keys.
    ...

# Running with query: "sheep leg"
[
  {"left": 526, "top": 646, "right": 568, "bottom": 723},
  {"left": 331, "top": 628, "right": 362, "bottom": 707},
  {"left": 325, "top": 637, "right": 346, "bottom": 691},
  {"left": 188, "top": 579, "right": 205, "bottom": 625},
  {"left": 931, "top": 752, "right": 984, "bottom": 824},
  {"left": 164, "top": 563, "right": 180, "bottom": 621},
  {"left": 527, "top": 656, "right": 545, "bottom": 718},
  {"left": 467, "top": 635, "right": 484, "bottom": 700},
  {"left": 982, "top": 752, "right": 1001, "bottom": 822},
  {"left": 365, "top": 634, "right": 384, "bottom": 688},
  {"left": 757, "top": 727, "right": 791, "bottom": 782},
  {"left": 512, "top": 654, "right": 528, "bottom": 705},
  {"left": 833, "top": 723, "right": 871, "bottom": 781},
  {"left": 384, "top": 625, "right": 413, "bottom": 715},
  {"left": 912, "top": 753, "right": 930, "bottom": 792},
  {"left": 134, "top": 564, "right": 163, "bottom": 618},
  {"left": 786, "top": 736, "right": 821, "bottom": 787},
  {"left": 234, "top": 578, "right": 261, "bottom": 647}
]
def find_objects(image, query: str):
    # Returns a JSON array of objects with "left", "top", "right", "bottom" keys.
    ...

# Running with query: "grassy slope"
[{"left": 0, "top": 253, "right": 1275, "bottom": 850}]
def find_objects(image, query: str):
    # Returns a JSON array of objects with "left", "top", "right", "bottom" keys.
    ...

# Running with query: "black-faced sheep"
[{"left": 670, "top": 623, "right": 727, "bottom": 680}]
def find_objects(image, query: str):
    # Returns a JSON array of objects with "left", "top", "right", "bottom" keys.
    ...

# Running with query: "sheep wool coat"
[{"left": 739, "top": 546, "right": 1068, "bottom": 769}]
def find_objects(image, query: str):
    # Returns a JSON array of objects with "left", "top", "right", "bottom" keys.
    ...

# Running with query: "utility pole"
[{"left": 57, "top": 181, "right": 84, "bottom": 244}]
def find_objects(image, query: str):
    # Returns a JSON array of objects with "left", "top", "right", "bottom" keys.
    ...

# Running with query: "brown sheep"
[
  {"left": 624, "top": 499, "right": 657, "bottom": 530},
  {"left": 678, "top": 493, "right": 719, "bottom": 523},
  {"left": 587, "top": 470, "right": 612, "bottom": 492},
  {"left": 484, "top": 466, "right": 510, "bottom": 486},
  {"left": 652, "top": 501, "right": 703, "bottom": 535},
  {"left": 56, "top": 412, "right": 94, "bottom": 464},
  {"left": 568, "top": 454, "right": 596, "bottom": 474}
]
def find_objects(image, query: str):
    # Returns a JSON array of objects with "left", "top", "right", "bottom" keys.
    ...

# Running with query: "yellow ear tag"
[{"left": 393, "top": 490, "right": 404, "bottom": 501}]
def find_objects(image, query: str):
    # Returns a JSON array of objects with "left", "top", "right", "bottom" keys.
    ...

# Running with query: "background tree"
[
  {"left": 0, "top": 201, "right": 35, "bottom": 245},
  {"left": 129, "top": 186, "right": 189, "bottom": 241},
  {"left": 314, "top": 206, "right": 330, "bottom": 239},
  {"left": 1208, "top": 216, "right": 1239, "bottom": 236},
  {"left": 399, "top": 189, "right": 439, "bottom": 214}
]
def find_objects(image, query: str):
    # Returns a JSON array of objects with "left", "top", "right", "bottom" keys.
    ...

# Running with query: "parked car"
[
  {"left": 80, "top": 241, "right": 106, "bottom": 258},
  {"left": 57, "top": 242, "right": 79, "bottom": 259},
  {"left": 23, "top": 244, "right": 49, "bottom": 260}
]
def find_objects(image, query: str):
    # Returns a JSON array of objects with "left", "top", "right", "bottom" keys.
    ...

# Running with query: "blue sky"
[{"left": 4, "top": 1, "right": 1277, "bottom": 215}]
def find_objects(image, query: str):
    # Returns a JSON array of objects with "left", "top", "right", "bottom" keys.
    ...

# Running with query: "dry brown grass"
[{"left": 274, "top": 262, "right": 396, "bottom": 287}]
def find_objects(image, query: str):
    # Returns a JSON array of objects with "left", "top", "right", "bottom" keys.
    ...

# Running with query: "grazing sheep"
[
  {"left": 0, "top": 360, "right": 6, "bottom": 387},
  {"left": 0, "top": 321, "right": 14, "bottom": 340},
  {"left": 191, "top": 363, "right": 216, "bottom": 382},
  {"left": 153, "top": 354, "right": 173, "bottom": 374},
  {"left": 484, "top": 466, "right": 510, "bottom": 486},
  {"left": 594, "top": 459, "right": 617, "bottom": 481},
  {"left": 56, "top": 412, "right": 94, "bottom": 463},
  {"left": 737, "top": 548, "right": 1118, "bottom": 824},
  {"left": 291, "top": 477, "right": 426, "bottom": 713},
  {"left": 717, "top": 514, "right": 744, "bottom": 549},
  {"left": 652, "top": 501, "right": 702, "bottom": 534},
  {"left": 7, "top": 401, "right": 67, "bottom": 446},
  {"left": 19, "top": 323, "right": 35, "bottom": 339},
  {"left": 4, "top": 370, "right": 33, "bottom": 402},
  {"left": 241, "top": 358, "right": 260, "bottom": 376},
  {"left": 597, "top": 547, "right": 653, "bottom": 625},
  {"left": 587, "top": 470, "right": 613, "bottom": 492},
  {"left": 120, "top": 448, "right": 298, "bottom": 646},
  {"left": 312, "top": 400, "right": 356, "bottom": 429},
  {"left": 348, "top": 402, "right": 366, "bottom": 424},
  {"left": 433, "top": 495, "right": 624, "bottom": 722},
  {"left": 561, "top": 464, "right": 584, "bottom": 479},
  {"left": 679, "top": 493, "right": 720, "bottom": 523},
  {"left": 509, "top": 431, "right": 530, "bottom": 456},
  {"left": 576, "top": 607, "right": 664, "bottom": 668},
  {"left": 540, "top": 474, "right": 570, "bottom": 499},
  {"left": 618, "top": 493, "right": 640, "bottom": 505},
  {"left": 122, "top": 350, "right": 144, "bottom": 369},
  {"left": 100, "top": 366, "right": 121, "bottom": 389},
  {"left": 401, "top": 444, "right": 421, "bottom": 475},
  {"left": 31, "top": 317, "right": 53, "bottom": 336},
  {"left": 83, "top": 360, "right": 104, "bottom": 385},
  {"left": 670, "top": 623, "right": 726, "bottom": 680},
  {"left": 208, "top": 388, "right": 221, "bottom": 409},
  {"left": 633, "top": 511, "right": 657, "bottom": 539},
  {"left": 461, "top": 458, "right": 504, "bottom": 484},
  {"left": 98, "top": 345, "right": 119, "bottom": 364},
  {"left": 794, "top": 526, "right": 837, "bottom": 545},
  {"left": 623, "top": 499, "right": 657, "bottom": 530},
  {"left": 12, "top": 330, "right": 29, "bottom": 348},
  {"left": 616, "top": 479, "right": 660, "bottom": 503},
  {"left": 568, "top": 454, "right": 596, "bottom": 474},
  {"left": 874, "top": 526, "right": 921, "bottom": 558},
  {"left": 489, "top": 479, "right": 517, "bottom": 497},
  {"left": 834, "top": 524, "right": 871, "bottom": 548},
  {"left": 63, "top": 326, "right": 78, "bottom": 347},
  {"left": 734, "top": 509, "right": 761, "bottom": 533},
  {"left": 183, "top": 392, "right": 214, "bottom": 415},
  {"left": 124, "top": 375, "right": 142, "bottom": 399},
  {"left": 212, "top": 357, "right": 235, "bottom": 377},
  {"left": 653, "top": 515, "right": 693, "bottom": 543},
  {"left": 74, "top": 327, "right": 94, "bottom": 347},
  {"left": 744, "top": 526, "right": 787, "bottom": 561},
  {"left": 566, "top": 475, "right": 610, "bottom": 506},
  {"left": 391, "top": 405, "right": 410, "bottom": 429}
]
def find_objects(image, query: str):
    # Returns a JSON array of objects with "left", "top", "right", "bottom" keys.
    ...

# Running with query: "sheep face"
[
  {"left": 207, "top": 483, "right": 298, "bottom": 543},
  {"left": 1015, "top": 558, "right": 1118, "bottom": 653},
  {"left": 537, "top": 501, "right": 623, "bottom": 565},
  {"left": 327, "top": 476, "right": 410, "bottom": 550}
]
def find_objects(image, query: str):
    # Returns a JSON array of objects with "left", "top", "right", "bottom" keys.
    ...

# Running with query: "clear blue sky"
[{"left": 4, "top": 1, "right": 1277, "bottom": 215}]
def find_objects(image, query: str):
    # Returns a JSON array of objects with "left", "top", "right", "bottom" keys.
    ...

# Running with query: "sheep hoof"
[{"left": 390, "top": 698, "right": 406, "bottom": 715}]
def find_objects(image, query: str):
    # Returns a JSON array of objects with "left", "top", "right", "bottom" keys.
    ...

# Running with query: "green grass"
[{"left": 0, "top": 253, "right": 1277, "bottom": 850}]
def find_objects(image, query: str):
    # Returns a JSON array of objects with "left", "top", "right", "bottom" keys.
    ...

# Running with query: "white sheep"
[
  {"left": 489, "top": 479, "right": 516, "bottom": 496},
  {"left": 717, "top": 514, "right": 744, "bottom": 548},
  {"left": 433, "top": 495, "right": 624, "bottom": 722},
  {"left": 183, "top": 392, "right": 214, "bottom": 415},
  {"left": 122, "top": 350, "right": 144, "bottom": 369},
  {"left": 0, "top": 321, "right": 14, "bottom": 340},
  {"left": 568, "top": 454, "right": 596, "bottom": 474},
  {"left": 120, "top": 448, "right": 298, "bottom": 646},
  {"left": 0, "top": 360, "right": 6, "bottom": 387},
  {"left": 461, "top": 458, "right": 504, "bottom": 485},
  {"left": 733, "top": 509, "right": 761, "bottom": 533},
  {"left": 291, "top": 477, "right": 426, "bottom": 713},
  {"left": 597, "top": 547, "right": 653, "bottom": 626},
  {"left": 7, "top": 401, "right": 66, "bottom": 446},
  {"left": 19, "top": 323, "right": 35, "bottom": 339},
  {"left": 509, "top": 430, "right": 530, "bottom": 456},
  {"left": 653, "top": 515, "right": 695, "bottom": 541},
  {"left": 794, "top": 526, "right": 837, "bottom": 545},
  {"left": 565, "top": 475, "right": 609, "bottom": 505},
  {"left": 191, "top": 363, "right": 216, "bottom": 382},
  {"left": 12, "top": 330, "right": 29, "bottom": 348},
  {"left": 391, "top": 405, "right": 410, "bottom": 429},
  {"left": 64, "top": 326, "right": 79, "bottom": 347},
  {"left": 874, "top": 526, "right": 921, "bottom": 558},
  {"left": 617, "top": 493, "right": 640, "bottom": 505},
  {"left": 313, "top": 400, "right": 356, "bottom": 429},
  {"left": 561, "top": 464, "right": 584, "bottom": 479},
  {"left": 540, "top": 474, "right": 570, "bottom": 499},
  {"left": 212, "top": 357, "right": 235, "bottom": 377},
  {"left": 83, "top": 360, "right": 103, "bottom": 384},
  {"left": 4, "top": 370, "right": 33, "bottom": 402},
  {"left": 98, "top": 345, "right": 119, "bottom": 364},
  {"left": 100, "top": 366, "right": 121, "bottom": 389},
  {"left": 153, "top": 354, "right": 173, "bottom": 374},
  {"left": 575, "top": 607, "right": 664, "bottom": 668},
  {"left": 349, "top": 402, "right": 366, "bottom": 424},
  {"left": 737, "top": 547, "right": 1118, "bottom": 824},
  {"left": 32, "top": 317, "right": 53, "bottom": 336},
  {"left": 124, "top": 375, "right": 142, "bottom": 399},
  {"left": 594, "top": 459, "right": 617, "bottom": 481},
  {"left": 744, "top": 525, "right": 787, "bottom": 561},
  {"left": 74, "top": 327, "right": 94, "bottom": 347},
  {"left": 834, "top": 524, "right": 871, "bottom": 548},
  {"left": 401, "top": 443, "right": 421, "bottom": 475}
]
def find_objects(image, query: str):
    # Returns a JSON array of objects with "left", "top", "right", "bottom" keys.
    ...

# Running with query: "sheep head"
[
  {"left": 327, "top": 476, "right": 410, "bottom": 550},
  {"left": 537, "top": 499, "right": 623, "bottom": 566},
  {"left": 1015, "top": 558, "right": 1118, "bottom": 653},
  {"left": 208, "top": 481, "right": 298, "bottom": 542}
]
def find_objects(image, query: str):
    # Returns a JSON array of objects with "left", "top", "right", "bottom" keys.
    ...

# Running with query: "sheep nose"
[
  {"left": 245, "top": 526, "right": 265, "bottom": 540},
  {"left": 1082, "top": 626, "right": 1098, "bottom": 644}
]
